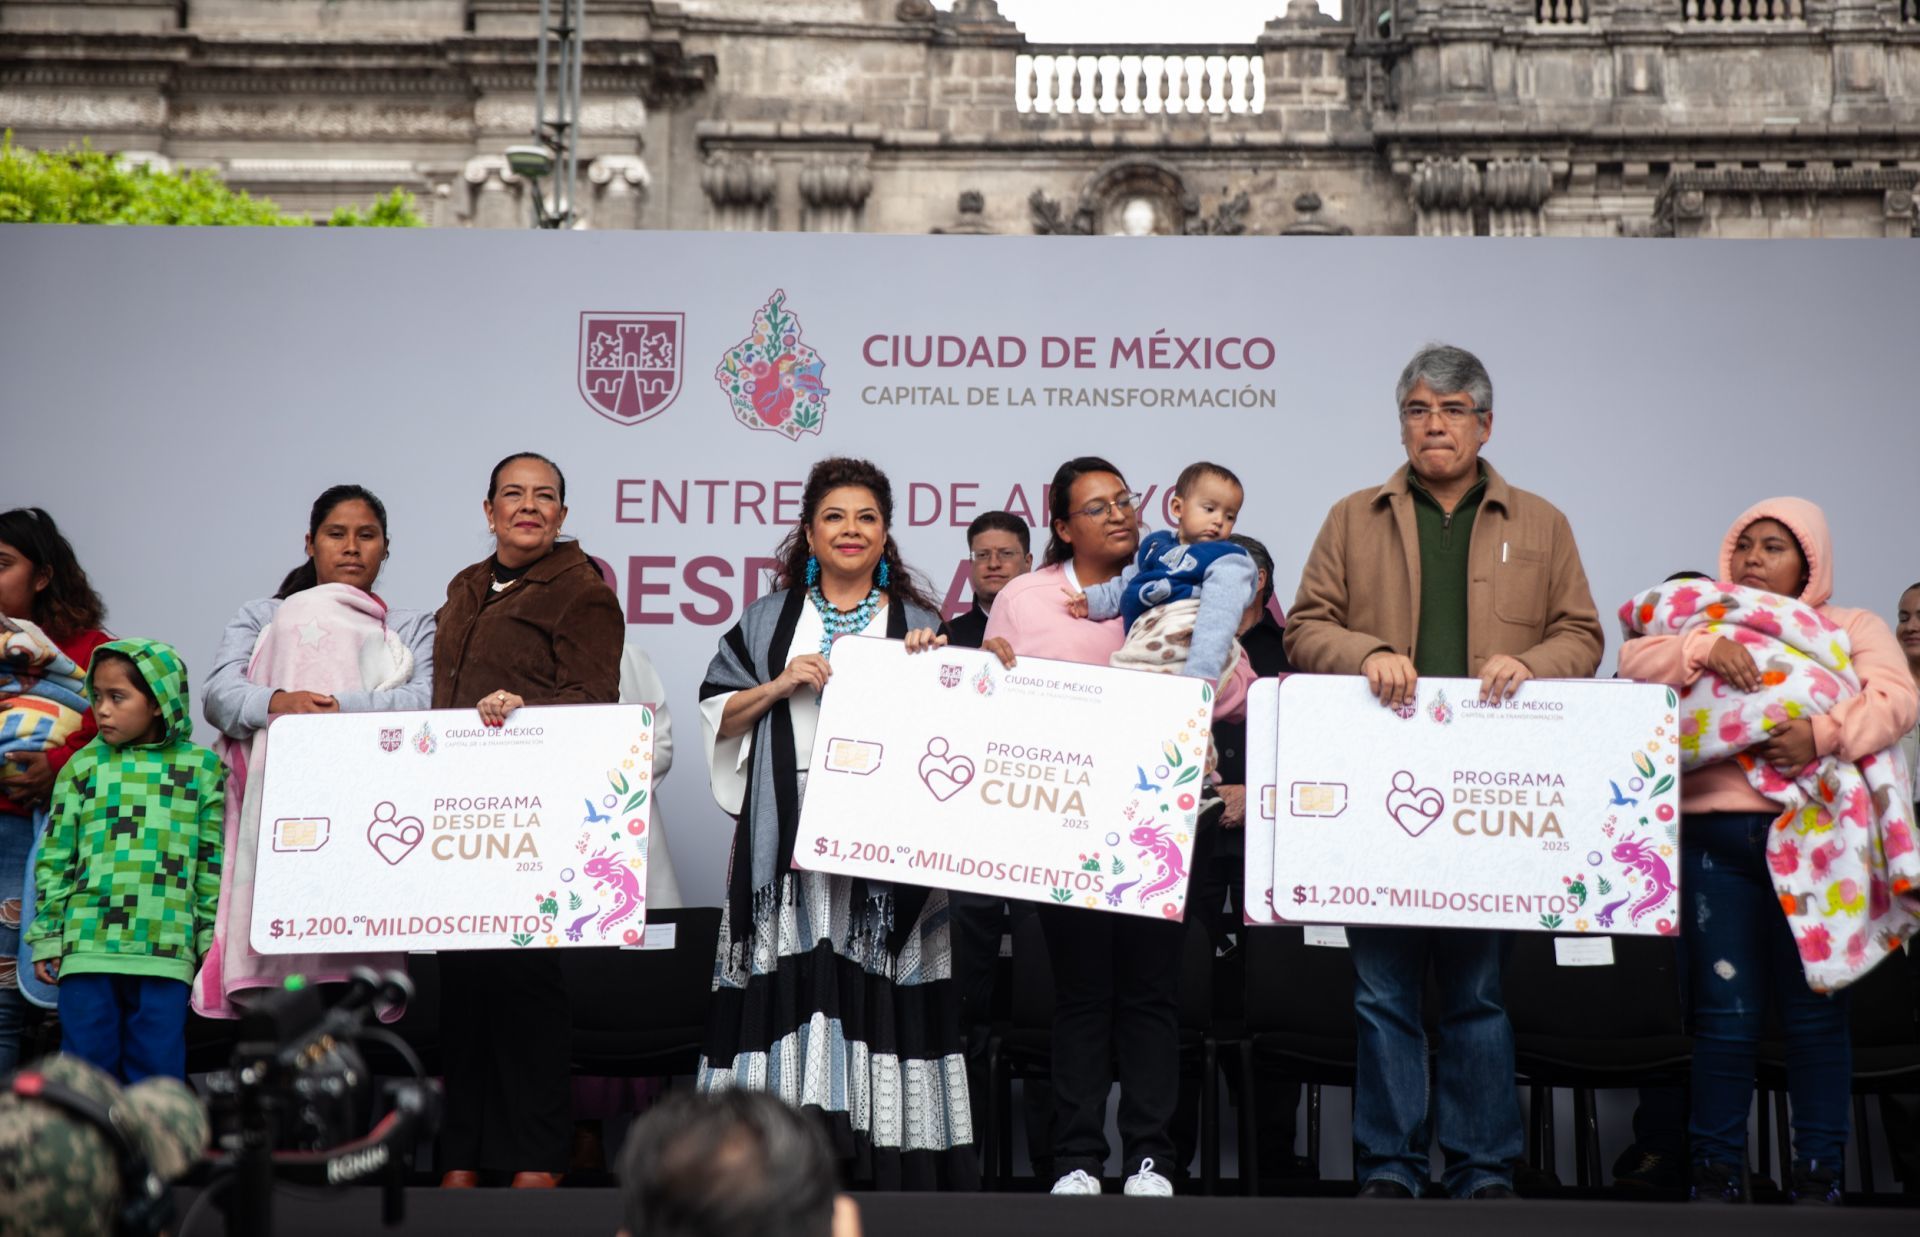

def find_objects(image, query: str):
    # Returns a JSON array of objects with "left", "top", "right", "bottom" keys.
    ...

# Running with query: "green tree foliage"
[
  {"left": 0, "top": 134, "right": 423, "bottom": 226},
  {"left": 327, "top": 188, "right": 424, "bottom": 228}
]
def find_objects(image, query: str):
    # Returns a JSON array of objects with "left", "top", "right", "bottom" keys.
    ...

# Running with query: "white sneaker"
[
  {"left": 1051, "top": 1169, "right": 1102, "bottom": 1195},
  {"left": 1123, "top": 1158, "right": 1174, "bottom": 1197}
]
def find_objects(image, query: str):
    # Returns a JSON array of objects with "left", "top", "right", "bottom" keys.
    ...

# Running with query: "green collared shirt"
[{"left": 1407, "top": 465, "right": 1487, "bottom": 678}]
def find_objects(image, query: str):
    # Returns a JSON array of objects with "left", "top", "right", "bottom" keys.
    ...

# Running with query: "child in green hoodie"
[{"left": 25, "top": 639, "right": 224, "bottom": 1083}]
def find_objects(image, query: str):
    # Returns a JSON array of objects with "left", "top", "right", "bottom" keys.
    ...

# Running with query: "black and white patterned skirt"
[{"left": 698, "top": 860, "right": 978, "bottom": 1191}]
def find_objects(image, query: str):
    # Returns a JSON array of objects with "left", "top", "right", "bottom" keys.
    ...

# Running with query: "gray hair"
[{"left": 1395, "top": 344, "right": 1493, "bottom": 414}]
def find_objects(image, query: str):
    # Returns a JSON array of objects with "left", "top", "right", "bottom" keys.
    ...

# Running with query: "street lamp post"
[{"left": 510, "top": 0, "right": 584, "bottom": 228}]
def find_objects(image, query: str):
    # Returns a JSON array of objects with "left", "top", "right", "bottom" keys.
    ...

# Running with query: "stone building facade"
[{"left": 4, "top": 0, "right": 1916, "bottom": 236}]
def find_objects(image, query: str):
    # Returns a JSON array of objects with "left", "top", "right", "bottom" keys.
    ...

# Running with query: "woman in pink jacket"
[
  {"left": 1620, "top": 497, "right": 1917, "bottom": 1205},
  {"left": 982, "top": 456, "right": 1253, "bottom": 1198}
]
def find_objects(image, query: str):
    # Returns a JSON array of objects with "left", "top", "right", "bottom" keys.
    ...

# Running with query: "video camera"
[{"left": 200, "top": 967, "right": 438, "bottom": 1234}]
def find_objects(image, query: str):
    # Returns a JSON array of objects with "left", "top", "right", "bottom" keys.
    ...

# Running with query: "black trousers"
[
  {"left": 1039, "top": 901, "right": 1184, "bottom": 1178},
  {"left": 437, "top": 949, "right": 572, "bottom": 1173},
  {"left": 950, "top": 889, "right": 1002, "bottom": 1134},
  {"left": 951, "top": 892, "right": 1055, "bottom": 1177}
]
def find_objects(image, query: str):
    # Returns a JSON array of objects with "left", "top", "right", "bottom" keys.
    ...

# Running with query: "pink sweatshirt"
[
  {"left": 983, "top": 562, "right": 1253, "bottom": 721},
  {"left": 1617, "top": 496, "right": 1919, "bottom": 815}
]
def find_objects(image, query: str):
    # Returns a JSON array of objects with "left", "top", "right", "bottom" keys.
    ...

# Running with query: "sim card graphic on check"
[
  {"left": 1260, "top": 784, "right": 1277, "bottom": 821},
  {"left": 272, "top": 817, "right": 331, "bottom": 852},
  {"left": 824, "top": 738, "right": 884, "bottom": 775},
  {"left": 1289, "top": 782, "right": 1349, "bottom": 819}
]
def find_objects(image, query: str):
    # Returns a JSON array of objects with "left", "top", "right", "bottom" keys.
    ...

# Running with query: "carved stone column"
[
  {"left": 1483, "top": 158, "right": 1552, "bottom": 235},
  {"left": 700, "top": 150, "right": 777, "bottom": 231},
  {"left": 462, "top": 155, "right": 526, "bottom": 229},
  {"left": 798, "top": 155, "right": 874, "bottom": 233},
  {"left": 1408, "top": 157, "right": 1553, "bottom": 235},
  {"left": 1411, "top": 158, "right": 1480, "bottom": 235},
  {"left": 587, "top": 154, "right": 651, "bottom": 230}
]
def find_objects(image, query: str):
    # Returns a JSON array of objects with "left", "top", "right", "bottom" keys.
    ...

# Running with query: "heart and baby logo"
[
  {"left": 917, "top": 737, "right": 975, "bottom": 803},
  {"left": 367, "top": 800, "right": 425, "bottom": 865},
  {"left": 1385, "top": 770, "right": 1443, "bottom": 838}
]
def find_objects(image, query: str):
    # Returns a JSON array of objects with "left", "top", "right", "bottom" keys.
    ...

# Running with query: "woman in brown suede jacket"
[{"left": 433, "top": 451, "right": 623, "bottom": 1189}]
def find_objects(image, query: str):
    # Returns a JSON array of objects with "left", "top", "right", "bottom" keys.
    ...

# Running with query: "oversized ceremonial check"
[
  {"left": 1243, "top": 677, "right": 1284, "bottom": 925},
  {"left": 794, "top": 637, "right": 1213, "bottom": 919},
  {"left": 1263, "top": 676, "right": 1682, "bottom": 936},
  {"left": 249, "top": 704, "right": 655, "bottom": 952}
]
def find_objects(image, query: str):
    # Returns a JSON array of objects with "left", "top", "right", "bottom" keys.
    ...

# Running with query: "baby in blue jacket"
[{"left": 1068, "top": 462, "right": 1255, "bottom": 685}]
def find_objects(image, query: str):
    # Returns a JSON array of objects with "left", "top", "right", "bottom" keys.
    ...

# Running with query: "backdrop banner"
[{"left": 5, "top": 228, "right": 1912, "bottom": 909}]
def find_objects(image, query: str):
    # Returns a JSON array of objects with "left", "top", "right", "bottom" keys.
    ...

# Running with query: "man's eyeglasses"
[
  {"left": 1071, "top": 493, "right": 1141, "bottom": 522},
  {"left": 1399, "top": 403, "right": 1483, "bottom": 424},
  {"left": 969, "top": 548, "right": 1026, "bottom": 565}
]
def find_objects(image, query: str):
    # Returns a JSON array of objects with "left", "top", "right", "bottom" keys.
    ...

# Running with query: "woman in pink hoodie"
[
  {"left": 982, "top": 456, "right": 1253, "bottom": 1198},
  {"left": 1620, "top": 497, "right": 1918, "bottom": 1205}
]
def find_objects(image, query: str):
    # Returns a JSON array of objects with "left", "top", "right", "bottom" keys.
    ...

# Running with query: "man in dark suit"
[{"left": 941, "top": 510, "right": 1031, "bottom": 650}]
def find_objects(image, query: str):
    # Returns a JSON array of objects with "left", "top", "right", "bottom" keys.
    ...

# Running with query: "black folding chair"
[
  {"left": 1505, "top": 932, "right": 1690, "bottom": 1190},
  {"left": 562, "top": 907, "right": 723, "bottom": 1078},
  {"left": 1846, "top": 946, "right": 1920, "bottom": 1194},
  {"left": 1757, "top": 943, "right": 1920, "bottom": 1195},
  {"left": 1235, "top": 923, "right": 1360, "bottom": 1192}
]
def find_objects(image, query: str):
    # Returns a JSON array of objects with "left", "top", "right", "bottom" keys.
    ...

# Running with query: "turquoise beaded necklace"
[{"left": 808, "top": 583, "right": 883, "bottom": 656}]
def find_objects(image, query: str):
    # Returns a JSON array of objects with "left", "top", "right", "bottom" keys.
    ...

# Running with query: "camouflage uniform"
[{"left": 0, "top": 1053, "right": 206, "bottom": 1237}]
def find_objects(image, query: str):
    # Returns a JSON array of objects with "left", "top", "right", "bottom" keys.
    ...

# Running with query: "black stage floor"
[{"left": 175, "top": 1187, "right": 1920, "bottom": 1236}]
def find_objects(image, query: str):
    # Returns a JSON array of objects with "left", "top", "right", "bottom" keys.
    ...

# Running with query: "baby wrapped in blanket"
[
  {"left": 0, "top": 616, "right": 87, "bottom": 773},
  {"left": 1068, "top": 462, "right": 1255, "bottom": 686}
]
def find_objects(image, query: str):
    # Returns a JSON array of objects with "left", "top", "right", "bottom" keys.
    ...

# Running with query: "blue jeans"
[
  {"left": 1349, "top": 927, "right": 1522, "bottom": 1197},
  {"left": 57, "top": 973, "right": 190, "bottom": 1084},
  {"left": 1683, "top": 812, "right": 1852, "bottom": 1173},
  {"left": 0, "top": 811, "right": 33, "bottom": 1074}
]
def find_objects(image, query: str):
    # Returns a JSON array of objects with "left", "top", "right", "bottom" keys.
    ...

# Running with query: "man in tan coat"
[{"left": 1284, "top": 344, "right": 1603, "bottom": 1200}]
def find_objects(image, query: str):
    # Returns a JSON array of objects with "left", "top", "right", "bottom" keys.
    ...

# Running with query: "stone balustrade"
[
  {"left": 1014, "top": 50, "right": 1266, "bottom": 117},
  {"left": 1533, "top": 0, "right": 1589, "bottom": 24},
  {"left": 1681, "top": 0, "right": 1804, "bottom": 19}
]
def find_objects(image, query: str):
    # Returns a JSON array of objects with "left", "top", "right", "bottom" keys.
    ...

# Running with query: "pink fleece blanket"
[
  {"left": 1621, "top": 579, "right": 1919, "bottom": 991},
  {"left": 191, "top": 584, "right": 412, "bottom": 1018}
]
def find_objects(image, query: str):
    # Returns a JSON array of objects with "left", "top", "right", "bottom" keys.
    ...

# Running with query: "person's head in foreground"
[
  {"left": 0, "top": 1053, "right": 207, "bottom": 1237},
  {"left": 618, "top": 1089, "right": 860, "bottom": 1237}
]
